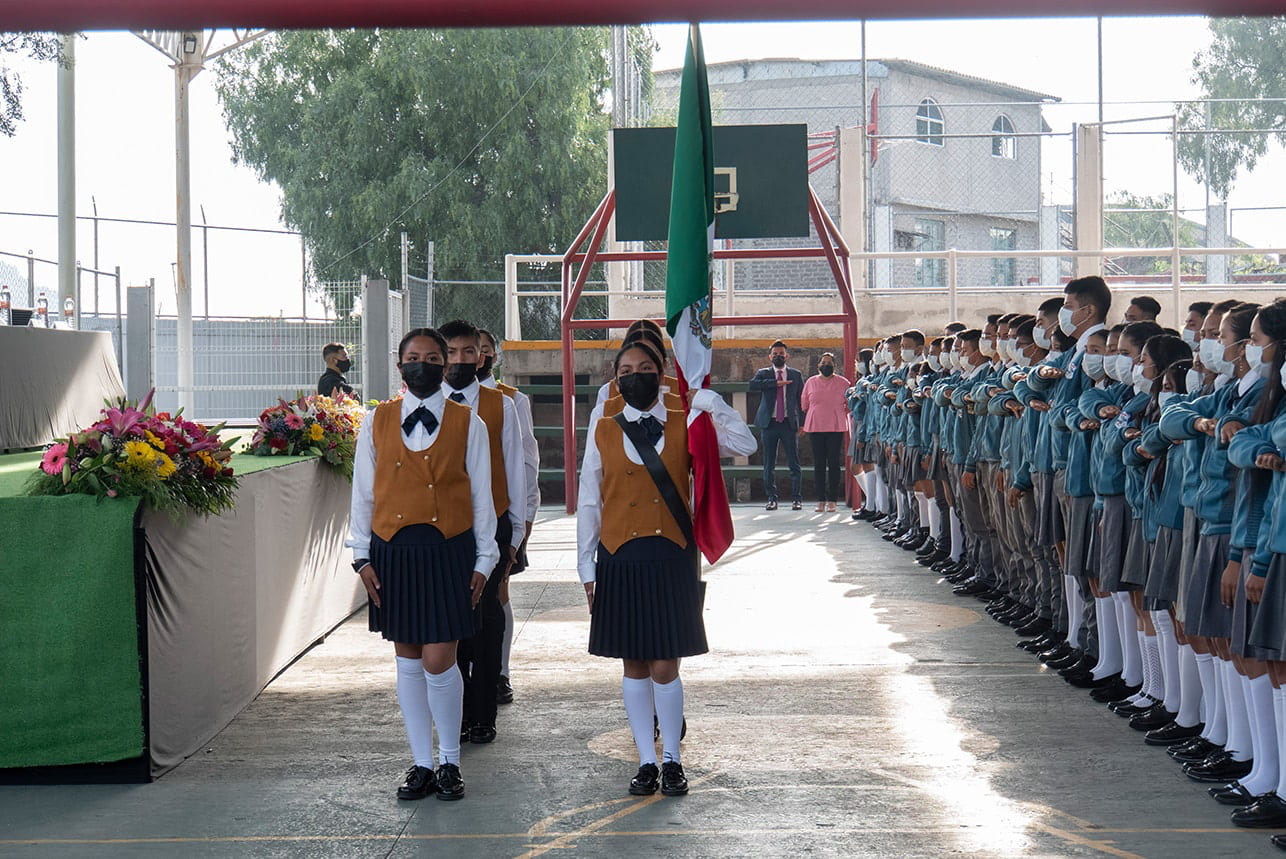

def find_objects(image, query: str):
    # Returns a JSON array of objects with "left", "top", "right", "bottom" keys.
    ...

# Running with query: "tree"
[
  {"left": 1104, "top": 192, "right": 1205, "bottom": 275},
  {"left": 1177, "top": 17, "right": 1286, "bottom": 200},
  {"left": 215, "top": 28, "right": 635, "bottom": 331},
  {"left": 0, "top": 34, "right": 63, "bottom": 138}
]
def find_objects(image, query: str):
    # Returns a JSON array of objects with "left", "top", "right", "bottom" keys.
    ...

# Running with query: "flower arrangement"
[
  {"left": 246, "top": 392, "right": 365, "bottom": 481},
  {"left": 25, "top": 390, "right": 239, "bottom": 518}
]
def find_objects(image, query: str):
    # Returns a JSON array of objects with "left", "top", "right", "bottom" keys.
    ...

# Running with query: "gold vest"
[
  {"left": 595, "top": 410, "right": 691, "bottom": 554},
  {"left": 475, "top": 386, "right": 510, "bottom": 516},
  {"left": 371, "top": 399, "right": 473, "bottom": 541}
]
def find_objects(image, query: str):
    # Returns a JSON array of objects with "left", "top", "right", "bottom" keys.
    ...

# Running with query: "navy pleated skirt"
[
  {"left": 368, "top": 524, "right": 477, "bottom": 645},
  {"left": 588, "top": 537, "right": 708, "bottom": 661}
]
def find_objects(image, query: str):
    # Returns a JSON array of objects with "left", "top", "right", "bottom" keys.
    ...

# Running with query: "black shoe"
[
  {"left": 1109, "top": 695, "right": 1155, "bottom": 716},
  {"left": 1044, "top": 650, "right": 1086, "bottom": 671},
  {"left": 1090, "top": 680, "right": 1140, "bottom": 703},
  {"left": 1018, "top": 636, "right": 1051, "bottom": 653},
  {"left": 660, "top": 761, "right": 689, "bottom": 796},
  {"left": 1210, "top": 781, "right": 1258, "bottom": 806},
  {"left": 469, "top": 724, "right": 497, "bottom": 744},
  {"left": 1272, "top": 834, "right": 1286, "bottom": 850},
  {"left": 460, "top": 721, "right": 472, "bottom": 743},
  {"left": 765, "top": 499, "right": 778, "bottom": 511},
  {"left": 791, "top": 500, "right": 803, "bottom": 511},
  {"left": 629, "top": 763, "right": 660, "bottom": 796},
  {"left": 1067, "top": 670, "right": 1121, "bottom": 690},
  {"left": 435, "top": 762, "right": 465, "bottom": 800},
  {"left": 953, "top": 581, "right": 992, "bottom": 597},
  {"left": 497, "top": 674, "right": 513, "bottom": 705},
  {"left": 919, "top": 550, "right": 950, "bottom": 568},
  {"left": 1186, "top": 752, "right": 1253, "bottom": 783},
  {"left": 1231, "top": 792, "right": 1286, "bottom": 828},
  {"left": 916, "top": 537, "right": 939, "bottom": 557},
  {"left": 1145, "top": 721, "right": 1203, "bottom": 747},
  {"left": 1170, "top": 737, "right": 1221, "bottom": 763},
  {"left": 396, "top": 765, "right": 437, "bottom": 800},
  {"left": 1129, "top": 703, "right": 1178, "bottom": 732},
  {"left": 1038, "top": 642, "right": 1074, "bottom": 663},
  {"left": 1015, "top": 617, "right": 1052, "bottom": 637},
  {"left": 931, "top": 558, "right": 959, "bottom": 573}
]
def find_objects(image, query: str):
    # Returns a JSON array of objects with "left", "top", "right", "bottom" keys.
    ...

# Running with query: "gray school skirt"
[
  {"left": 1144, "top": 525, "right": 1183, "bottom": 609},
  {"left": 1097, "top": 495, "right": 1130, "bottom": 591},
  {"left": 1249, "top": 553, "right": 1286, "bottom": 656},
  {"left": 1120, "top": 517, "right": 1150, "bottom": 590},
  {"left": 1064, "top": 494, "right": 1097, "bottom": 581},
  {"left": 1186, "top": 532, "right": 1233, "bottom": 640},
  {"left": 1175, "top": 509, "right": 1200, "bottom": 627}
]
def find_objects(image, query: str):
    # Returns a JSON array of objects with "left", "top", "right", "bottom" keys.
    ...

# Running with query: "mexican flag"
[{"left": 665, "top": 23, "right": 734, "bottom": 564}]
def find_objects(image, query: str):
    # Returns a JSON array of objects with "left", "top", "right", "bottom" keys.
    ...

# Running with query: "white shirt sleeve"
[
  {"left": 576, "top": 417, "right": 604, "bottom": 584},
  {"left": 594, "top": 381, "right": 612, "bottom": 411},
  {"left": 345, "top": 407, "right": 377, "bottom": 560},
  {"left": 499, "top": 394, "right": 527, "bottom": 547},
  {"left": 691, "top": 388, "right": 758, "bottom": 457},
  {"left": 513, "top": 390, "right": 541, "bottom": 522},
  {"left": 464, "top": 412, "right": 501, "bottom": 578}
]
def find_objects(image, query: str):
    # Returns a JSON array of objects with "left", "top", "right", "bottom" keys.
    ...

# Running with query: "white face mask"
[
  {"left": 1033, "top": 325, "right": 1052, "bottom": 350},
  {"left": 979, "top": 339, "right": 996, "bottom": 358},
  {"left": 1115, "top": 354, "right": 1135, "bottom": 383},
  {"left": 1199, "top": 338, "right": 1222, "bottom": 369},
  {"left": 1158, "top": 391, "right": 1176, "bottom": 409},
  {"left": 1058, "top": 305, "right": 1077, "bottom": 336},
  {"left": 1182, "top": 328, "right": 1198, "bottom": 346},
  {"left": 902, "top": 347, "right": 918, "bottom": 364},
  {"left": 1082, "top": 353, "right": 1105, "bottom": 380},
  {"left": 1103, "top": 354, "right": 1122, "bottom": 382},
  {"left": 1132, "top": 363, "right": 1151, "bottom": 395},
  {"left": 1212, "top": 341, "right": 1242, "bottom": 377},
  {"left": 1013, "top": 349, "right": 1031, "bottom": 369},
  {"left": 1246, "top": 343, "right": 1269, "bottom": 376},
  {"left": 927, "top": 354, "right": 942, "bottom": 372},
  {"left": 1280, "top": 361, "right": 1286, "bottom": 391},
  {"left": 1185, "top": 369, "right": 1202, "bottom": 393}
]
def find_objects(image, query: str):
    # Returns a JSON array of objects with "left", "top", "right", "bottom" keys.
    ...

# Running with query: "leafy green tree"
[
  {"left": 215, "top": 28, "right": 627, "bottom": 328},
  {"left": 1, "top": 34, "right": 62, "bottom": 137},
  {"left": 1105, "top": 192, "right": 1205, "bottom": 275},
  {"left": 1178, "top": 17, "right": 1286, "bottom": 199}
]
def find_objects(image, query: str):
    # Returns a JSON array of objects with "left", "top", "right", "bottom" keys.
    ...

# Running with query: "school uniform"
[{"left": 1242, "top": 407, "right": 1286, "bottom": 655}]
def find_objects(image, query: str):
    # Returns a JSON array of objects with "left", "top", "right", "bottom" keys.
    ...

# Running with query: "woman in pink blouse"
[{"left": 801, "top": 352, "right": 852, "bottom": 512}]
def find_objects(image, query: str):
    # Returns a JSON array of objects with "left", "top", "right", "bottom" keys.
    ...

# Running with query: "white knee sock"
[
  {"left": 1225, "top": 664, "right": 1254, "bottom": 762},
  {"left": 1196, "top": 652, "right": 1216, "bottom": 731},
  {"left": 1274, "top": 686, "right": 1286, "bottom": 796},
  {"left": 424, "top": 664, "right": 464, "bottom": 766},
  {"left": 1240, "top": 674, "right": 1279, "bottom": 795},
  {"left": 500, "top": 601, "right": 514, "bottom": 677},
  {"left": 1205, "top": 657, "right": 1229, "bottom": 745},
  {"left": 623, "top": 676, "right": 658, "bottom": 767},
  {"left": 916, "top": 492, "right": 931, "bottom": 529},
  {"left": 1151, "top": 611, "right": 1180, "bottom": 712},
  {"left": 1116, "top": 595, "right": 1141, "bottom": 686},
  {"left": 396, "top": 657, "right": 434, "bottom": 769},
  {"left": 949, "top": 509, "right": 964, "bottom": 562},
  {"left": 1091, "top": 597, "right": 1123, "bottom": 679},
  {"left": 858, "top": 471, "right": 872, "bottom": 510},
  {"left": 1065, "top": 576, "right": 1083, "bottom": 647},
  {"left": 1143, "top": 634, "right": 1164, "bottom": 706},
  {"left": 1176, "top": 644, "right": 1203, "bottom": 729},
  {"left": 652, "top": 677, "right": 685, "bottom": 765},
  {"left": 928, "top": 503, "right": 942, "bottom": 540},
  {"left": 1135, "top": 634, "right": 1156, "bottom": 702}
]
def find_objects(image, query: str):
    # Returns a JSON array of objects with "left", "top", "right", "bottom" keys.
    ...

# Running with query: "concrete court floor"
[{"left": 1, "top": 506, "right": 1281, "bottom": 858}]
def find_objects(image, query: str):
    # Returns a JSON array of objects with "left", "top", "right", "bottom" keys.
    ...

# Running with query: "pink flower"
[
  {"left": 284, "top": 413, "right": 304, "bottom": 430},
  {"left": 40, "top": 443, "right": 68, "bottom": 475}
]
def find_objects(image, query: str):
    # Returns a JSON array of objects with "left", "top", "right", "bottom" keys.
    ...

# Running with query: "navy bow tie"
[
  {"left": 637, "top": 415, "right": 664, "bottom": 446},
  {"left": 449, "top": 392, "right": 467, "bottom": 404},
  {"left": 402, "top": 405, "right": 438, "bottom": 436}
]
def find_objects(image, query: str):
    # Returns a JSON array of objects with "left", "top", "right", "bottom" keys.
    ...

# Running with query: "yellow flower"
[
  {"left": 144, "top": 430, "right": 165, "bottom": 451},
  {"left": 198, "top": 451, "right": 215, "bottom": 469},
  {"left": 308, "top": 422, "right": 325, "bottom": 441},
  {"left": 123, "top": 439, "right": 157, "bottom": 470},
  {"left": 156, "top": 452, "right": 177, "bottom": 479}
]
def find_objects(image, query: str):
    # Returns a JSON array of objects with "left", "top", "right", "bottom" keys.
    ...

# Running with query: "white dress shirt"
[
  {"left": 482, "top": 376, "right": 540, "bottom": 523},
  {"left": 444, "top": 379, "right": 527, "bottom": 547},
  {"left": 576, "top": 388, "right": 757, "bottom": 584},
  {"left": 346, "top": 388, "right": 500, "bottom": 577}
]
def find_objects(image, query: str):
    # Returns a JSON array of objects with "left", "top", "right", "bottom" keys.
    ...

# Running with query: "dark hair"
[
  {"left": 1188, "top": 301, "right": 1213, "bottom": 317},
  {"left": 986, "top": 314, "right": 1002, "bottom": 326},
  {"left": 1213, "top": 298, "right": 1240, "bottom": 314},
  {"left": 1038, "top": 297, "right": 1064, "bottom": 317},
  {"left": 945, "top": 321, "right": 967, "bottom": 333},
  {"left": 1051, "top": 326, "right": 1075, "bottom": 352},
  {"left": 397, "top": 327, "right": 448, "bottom": 362},
  {"left": 1249, "top": 301, "right": 1286, "bottom": 427},
  {"left": 957, "top": 328, "right": 982, "bottom": 344},
  {"left": 1167, "top": 359, "right": 1193, "bottom": 395},
  {"left": 477, "top": 328, "right": 498, "bottom": 349},
  {"left": 438, "top": 318, "right": 480, "bottom": 343},
  {"left": 1014, "top": 318, "right": 1037, "bottom": 341},
  {"left": 1226, "top": 303, "right": 1261, "bottom": 342},
  {"left": 1065, "top": 275, "right": 1112, "bottom": 321},
  {"left": 770, "top": 340, "right": 788, "bottom": 352},
  {"left": 1121, "top": 321, "right": 1165, "bottom": 353},
  {"left": 902, "top": 329, "right": 925, "bottom": 347},
  {"left": 322, "top": 342, "right": 345, "bottom": 360},
  {"left": 1142, "top": 334, "right": 1191, "bottom": 397},
  {"left": 615, "top": 339, "right": 663, "bottom": 372},
  {"left": 859, "top": 348, "right": 874, "bottom": 361},
  {"left": 627, "top": 319, "right": 664, "bottom": 339},
  {"left": 942, "top": 335, "right": 956, "bottom": 351},
  {"left": 1130, "top": 296, "right": 1162, "bottom": 319},
  {"left": 625, "top": 328, "right": 668, "bottom": 365},
  {"left": 998, "top": 312, "right": 1018, "bottom": 326},
  {"left": 929, "top": 336, "right": 945, "bottom": 347}
]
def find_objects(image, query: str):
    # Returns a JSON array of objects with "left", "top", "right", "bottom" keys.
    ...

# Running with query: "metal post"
[
  {"left": 174, "top": 38, "right": 199, "bottom": 416},
  {"left": 114, "top": 265, "right": 123, "bottom": 371},
  {"left": 57, "top": 34, "right": 76, "bottom": 313},
  {"left": 1171, "top": 114, "right": 1182, "bottom": 328},
  {"left": 400, "top": 231, "right": 409, "bottom": 292},
  {"left": 27, "top": 249, "right": 34, "bottom": 305},
  {"left": 300, "top": 234, "right": 308, "bottom": 320},
  {"left": 92, "top": 196, "right": 100, "bottom": 315},
  {"left": 425, "top": 240, "right": 435, "bottom": 326},
  {"left": 947, "top": 249, "right": 958, "bottom": 323},
  {"left": 200, "top": 204, "right": 210, "bottom": 318}
]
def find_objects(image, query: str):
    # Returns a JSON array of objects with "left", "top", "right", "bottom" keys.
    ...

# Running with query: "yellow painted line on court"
[
  {"left": 526, "top": 796, "right": 635, "bottom": 838},
  {"left": 1028, "top": 823, "right": 1146, "bottom": 859}
]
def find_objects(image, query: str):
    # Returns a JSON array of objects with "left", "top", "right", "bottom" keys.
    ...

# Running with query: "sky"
[{"left": 0, "top": 16, "right": 1281, "bottom": 318}]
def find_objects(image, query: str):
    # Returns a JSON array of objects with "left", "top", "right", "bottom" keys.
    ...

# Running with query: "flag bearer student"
[
  {"left": 1160, "top": 302, "right": 1266, "bottom": 786},
  {"left": 348, "top": 327, "right": 499, "bottom": 801},
  {"left": 577, "top": 338, "right": 756, "bottom": 797},
  {"left": 438, "top": 319, "right": 527, "bottom": 745},
  {"left": 1213, "top": 301, "right": 1286, "bottom": 816},
  {"left": 1023, "top": 276, "right": 1112, "bottom": 672},
  {"left": 477, "top": 328, "right": 539, "bottom": 707},
  {"left": 595, "top": 319, "right": 683, "bottom": 411}
]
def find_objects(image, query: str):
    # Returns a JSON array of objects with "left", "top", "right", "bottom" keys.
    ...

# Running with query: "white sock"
[
  {"left": 1205, "top": 657, "right": 1229, "bottom": 745},
  {"left": 424, "top": 665, "right": 464, "bottom": 766},
  {"left": 1176, "top": 644, "right": 1203, "bottom": 728},
  {"left": 949, "top": 509, "right": 964, "bottom": 562},
  {"left": 1274, "top": 687, "right": 1286, "bottom": 796},
  {"left": 1091, "top": 597, "right": 1123, "bottom": 679},
  {"left": 1116, "top": 595, "right": 1141, "bottom": 686},
  {"left": 500, "top": 601, "right": 514, "bottom": 677},
  {"left": 1065, "top": 576, "right": 1083, "bottom": 647},
  {"left": 1143, "top": 634, "right": 1164, "bottom": 706},
  {"left": 1240, "top": 674, "right": 1279, "bottom": 795},
  {"left": 858, "top": 471, "right": 872, "bottom": 510},
  {"left": 1225, "top": 665, "right": 1253, "bottom": 762},
  {"left": 876, "top": 479, "right": 889, "bottom": 514},
  {"left": 1137, "top": 633, "right": 1157, "bottom": 701},
  {"left": 623, "top": 676, "right": 658, "bottom": 766},
  {"left": 1151, "top": 611, "right": 1180, "bottom": 712},
  {"left": 928, "top": 503, "right": 942, "bottom": 540},
  {"left": 916, "top": 492, "right": 931, "bottom": 529},
  {"left": 652, "top": 676, "right": 686, "bottom": 765},
  {"left": 396, "top": 657, "right": 434, "bottom": 768},
  {"left": 1196, "top": 652, "right": 1216, "bottom": 733}
]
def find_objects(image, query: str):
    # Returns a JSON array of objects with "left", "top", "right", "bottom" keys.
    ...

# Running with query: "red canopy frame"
[{"left": 559, "top": 185, "right": 859, "bottom": 511}]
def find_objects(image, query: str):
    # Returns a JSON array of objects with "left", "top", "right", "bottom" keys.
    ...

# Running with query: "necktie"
[
  {"left": 450, "top": 392, "right": 467, "bottom": 404},
  {"left": 775, "top": 369, "right": 786, "bottom": 422},
  {"left": 637, "top": 415, "right": 664, "bottom": 446},
  {"left": 402, "top": 405, "right": 438, "bottom": 436}
]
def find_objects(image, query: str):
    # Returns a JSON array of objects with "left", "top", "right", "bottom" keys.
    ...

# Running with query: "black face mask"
[
  {"left": 819, "top": 364, "right": 834, "bottom": 377},
  {"left": 335, "top": 358, "right": 352, "bottom": 374},
  {"left": 617, "top": 372, "right": 661, "bottom": 411},
  {"left": 400, "top": 361, "right": 443, "bottom": 399},
  {"left": 445, "top": 362, "right": 477, "bottom": 391},
  {"left": 475, "top": 355, "right": 495, "bottom": 382},
  {"left": 771, "top": 355, "right": 786, "bottom": 368}
]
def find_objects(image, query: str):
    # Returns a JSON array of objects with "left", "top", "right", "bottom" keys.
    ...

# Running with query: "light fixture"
[{"left": 183, "top": 34, "right": 198, "bottom": 55}]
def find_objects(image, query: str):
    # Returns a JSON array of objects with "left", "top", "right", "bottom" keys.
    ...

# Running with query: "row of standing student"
[{"left": 849, "top": 281, "right": 1286, "bottom": 848}]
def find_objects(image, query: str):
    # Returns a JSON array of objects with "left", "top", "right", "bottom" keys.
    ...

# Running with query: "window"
[
  {"left": 913, "top": 218, "right": 946, "bottom": 287},
  {"left": 915, "top": 99, "right": 944, "bottom": 146},
  {"left": 991, "top": 227, "right": 1017, "bottom": 286},
  {"left": 991, "top": 115, "right": 1016, "bottom": 159}
]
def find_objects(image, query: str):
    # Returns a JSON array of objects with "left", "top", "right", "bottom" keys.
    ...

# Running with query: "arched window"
[
  {"left": 915, "top": 99, "right": 944, "bottom": 146},
  {"left": 991, "top": 115, "right": 1016, "bottom": 159}
]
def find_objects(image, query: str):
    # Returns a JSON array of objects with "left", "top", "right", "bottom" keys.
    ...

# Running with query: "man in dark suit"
[
  {"left": 318, "top": 342, "right": 354, "bottom": 398},
  {"left": 748, "top": 340, "right": 804, "bottom": 511}
]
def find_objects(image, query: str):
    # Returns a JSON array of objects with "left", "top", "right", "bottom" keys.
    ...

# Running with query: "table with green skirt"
[{"left": 0, "top": 452, "right": 363, "bottom": 781}]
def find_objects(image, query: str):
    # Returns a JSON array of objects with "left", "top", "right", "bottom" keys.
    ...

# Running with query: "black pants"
[
  {"left": 810, "top": 431, "right": 844, "bottom": 502},
  {"left": 458, "top": 515, "right": 510, "bottom": 729},
  {"left": 761, "top": 420, "right": 802, "bottom": 501}
]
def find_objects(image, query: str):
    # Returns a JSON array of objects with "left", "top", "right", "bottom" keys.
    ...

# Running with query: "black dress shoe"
[
  {"left": 469, "top": 724, "right": 497, "bottom": 744},
  {"left": 660, "top": 761, "right": 689, "bottom": 796},
  {"left": 397, "top": 765, "right": 437, "bottom": 800},
  {"left": 435, "top": 762, "right": 465, "bottom": 800},
  {"left": 1038, "top": 642, "right": 1075, "bottom": 663},
  {"left": 954, "top": 581, "right": 992, "bottom": 597},
  {"left": 460, "top": 721, "right": 472, "bottom": 743},
  {"left": 917, "top": 537, "right": 939, "bottom": 557},
  {"left": 1170, "top": 737, "right": 1221, "bottom": 763},
  {"left": 1090, "top": 680, "right": 1140, "bottom": 703},
  {"left": 1186, "top": 752, "right": 1253, "bottom": 783},
  {"left": 1129, "top": 703, "right": 1178, "bottom": 732},
  {"left": 1109, "top": 696, "right": 1155, "bottom": 716},
  {"left": 1067, "top": 670, "right": 1121, "bottom": 690},
  {"left": 1144, "top": 721, "right": 1203, "bottom": 746},
  {"left": 791, "top": 500, "right": 803, "bottom": 511},
  {"left": 919, "top": 550, "right": 950, "bottom": 567},
  {"left": 497, "top": 674, "right": 514, "bottom": 705},
  {"left": 1018, "top": 636, "right": 1051, "bottom": 653},
  {"left": 1271, "top": 834, "right": 1286, "bottom": 850},
  {"left": 1210, "top": 781, "right": 1258, "bottom": 806},
  {"left": 1045, "top": 651, "right": 1087, "bottom": 672},
  {"left": 629, "top": 763, "right": 660, "bottom": 796},
  {"left": 1231, "top": 792, "right": 1286, "bottom": 827},
  {"left": 765, "top": 499, "right": 778, "bottom": 511},
  {"left": 1015, "top": 617, "right": 1052, "bottom": 637}
]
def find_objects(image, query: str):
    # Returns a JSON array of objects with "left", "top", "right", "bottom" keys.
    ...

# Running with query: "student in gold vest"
[
  {"left": 347, "top": 328, "right": 498, "bottom": 802},
  {"left": 440, "top": 320, "right": 527, "bottom": 745},
  {"left": 478, "top": 328, "right": 539, "bottom": 707},
  {"left": 577, "top": 339, "right": 756, "bottom": 798}
]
